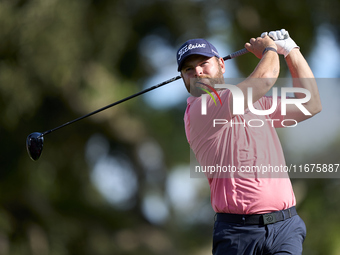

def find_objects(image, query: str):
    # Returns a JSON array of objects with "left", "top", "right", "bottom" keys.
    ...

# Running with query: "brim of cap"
[{"left": 177, "top": 52, "right": 218, "bottom": 71}]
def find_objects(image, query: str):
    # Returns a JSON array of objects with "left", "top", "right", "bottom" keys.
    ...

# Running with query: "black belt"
[{"left": 216, "top": 206, "right": 297, "bottom": 225}]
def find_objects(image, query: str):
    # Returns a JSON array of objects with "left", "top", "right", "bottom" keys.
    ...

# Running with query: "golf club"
[{"left": 26, "top": 48, "right": 249, "bottom": 161}]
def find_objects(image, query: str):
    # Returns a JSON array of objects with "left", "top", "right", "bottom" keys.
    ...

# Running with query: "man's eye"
[{"left": 184, "top": 67, "right": 193, "bottom": 72}]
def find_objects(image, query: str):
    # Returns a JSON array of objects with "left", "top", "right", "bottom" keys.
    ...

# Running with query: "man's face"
[{"left": 180, "top": 55, "right": 225, "bottom": 97}]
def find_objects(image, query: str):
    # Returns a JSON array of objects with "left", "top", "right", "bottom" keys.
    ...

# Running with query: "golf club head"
[{"left": 26, "top": 132, "right": 44, "bottom": 161}]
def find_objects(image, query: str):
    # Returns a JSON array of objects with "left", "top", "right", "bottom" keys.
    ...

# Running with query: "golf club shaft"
[
  {"left": 40, "top": 48, "right": 249, "bottom": 138},
  {"left": 40, "top": 75, "right": 182, "bottom": 137}
]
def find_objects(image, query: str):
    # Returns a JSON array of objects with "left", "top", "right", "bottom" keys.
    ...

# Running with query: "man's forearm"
[
  {"left": 286, "top": 49, "right": 322, "bottom": 115},
  {"left": 250, "top": 50, "right": 280, "bottom": 80},
  {"left": 286, "top": 48, "right": 314, "bottom": 78},
  {"left": 232, "top": 36, "right": 280, "bottom": 114}
]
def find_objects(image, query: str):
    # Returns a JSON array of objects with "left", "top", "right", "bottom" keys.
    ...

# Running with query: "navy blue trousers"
[{"left": 213, "top": 215, "right": 306, "bottom": 255}]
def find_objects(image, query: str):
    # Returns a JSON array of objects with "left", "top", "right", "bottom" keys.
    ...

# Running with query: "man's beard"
[{"left": 186, "top": 69, "right": 225, "bottom": 97}]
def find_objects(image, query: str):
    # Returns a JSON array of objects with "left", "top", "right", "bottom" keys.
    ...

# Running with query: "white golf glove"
[{"left": 261, "top": 29, "right": 299, "bottom": 58}]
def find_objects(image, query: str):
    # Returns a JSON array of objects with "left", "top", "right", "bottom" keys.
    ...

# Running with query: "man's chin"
[
  {"left": 189, "top": 82, "right": 208, "bottom": 97},
  {"left": 189, "top": 89, "right": 204, "bottom": 97},
  {"left": 186, "top": 76, "right": 225, "bottom": 97}
]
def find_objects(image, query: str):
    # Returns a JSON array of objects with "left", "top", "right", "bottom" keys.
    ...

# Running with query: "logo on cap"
[{"left": 178, "top": 43, "right": 207, "bottom": 61}]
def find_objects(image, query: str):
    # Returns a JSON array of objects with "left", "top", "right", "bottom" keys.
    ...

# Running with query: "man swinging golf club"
[{"left": 178, "top": 29, "right": 321, "bottom": 254}]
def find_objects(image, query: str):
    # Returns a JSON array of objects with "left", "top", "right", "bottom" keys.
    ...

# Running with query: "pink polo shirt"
[{"left": 184, "top": 88, "right": 296, "bottom": 214}]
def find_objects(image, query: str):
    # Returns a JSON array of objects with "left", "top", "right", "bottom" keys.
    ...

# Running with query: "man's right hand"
[{"left": 245, "top": 35, "right": 277, "bottom": 59}]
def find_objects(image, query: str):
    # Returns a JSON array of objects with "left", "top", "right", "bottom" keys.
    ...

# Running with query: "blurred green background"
[{"left": 1, "top": 0, "right": 340, "bottom": 254}]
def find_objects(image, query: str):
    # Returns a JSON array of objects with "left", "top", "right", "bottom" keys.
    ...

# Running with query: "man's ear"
[
  {"left": 180, "top": 72, "right": 191, "bottom": 94},
  {"left": 219, "top": 57, "right": 226, "bottom": 74}
]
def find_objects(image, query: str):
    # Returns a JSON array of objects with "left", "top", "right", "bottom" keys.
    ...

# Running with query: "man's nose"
[{"left": 194, "top": 66, "right": 203, "bottom": 77}]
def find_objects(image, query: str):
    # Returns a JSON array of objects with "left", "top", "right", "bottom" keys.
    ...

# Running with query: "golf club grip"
[{"left": 223, "top": 48, "right": 249, "bottom": 60}]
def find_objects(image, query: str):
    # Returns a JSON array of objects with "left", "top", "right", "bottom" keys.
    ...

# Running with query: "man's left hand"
[{"left": 261, "top": 29, "right": 299, "bottom": 58}]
